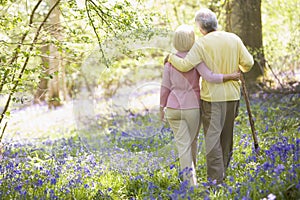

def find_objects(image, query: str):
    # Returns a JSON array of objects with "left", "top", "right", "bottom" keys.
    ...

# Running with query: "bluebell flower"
[
  {"left": 296, "top": 180, "right": 300, "bottom": 190},
  {"left": 170, "top": 164, "right": 175, "bottom": 169},
  {"left": 14, "top": 185, "right": 22, "bottom": 192},
  {"left": 148, "top": 196, "right": 156, "bottom": 200},
  {"left": 204, "top": 195, "right": 210, "bottom": 200},
  {"left": 36, "top": 179, "right": 43, "bottom": 187},
  {"left": 45, "top": 169, "right": 51, "bottom": 176},
  {"left": 260, "top": 177, "right": 266, "bottom": 184},
  {"left": 50, "top": 178, "right": 57, "bottom": 185},
  {"left": 76, "top": 176, "right": 83, "bottom": 184},
  {"left": 134, "top": 175, "right": 143, "bottom": 180},
  {"left": 137, "top": 120, "right": 142, "bottom": 126},
  {"left": 236, "top": 186, "right": 241, "bottom": 195},
  {"left": 14, "top": 169, "right": 21, "bottom": 175},
  {"left": 65, "top": 188, "right": 70, "bottom": 194},
  {"left": 179, "top": 180, "right": 189, "bottom": 190},
  {"left": 148, "top": 182, "right": 157, "bottom": 190},
  {"left": 84, "top": 166, "right": 90, "bottom": 175},
  {"left": 228, "top": 186, "right": 233, "bottom": 194},
  {"left": 262, "top": 161, "right": 272, "bottom": 171},
  {"left": 212, "top": 179, "right": 217, "bottom": 185},
  {"left": 249, "top": 175, "right": 254, "bottom": 182},
  {"left": 274, "top": 164, "right": 285, "bottom": 174},
  {"left": 265, "top": 125, "right": 269, "bottom": 132}
]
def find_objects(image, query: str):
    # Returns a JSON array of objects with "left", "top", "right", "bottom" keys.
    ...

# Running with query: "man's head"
[
  {"left": 173, "top": 24, "right": 195, "bottom": 52},
  {"left": 194, "top": 8, "right": 218, "bottom": 35}
]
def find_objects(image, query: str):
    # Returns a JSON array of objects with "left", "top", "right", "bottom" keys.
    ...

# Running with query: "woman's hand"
[
  {"left": 231, "top": 71, "right": 241, "bottom": 81},
  {"left": 160, "top": 107, "right": 166, "bottom": 122},
  {"left": 223, "top": 71, "right": 241, "bottom": 82}
]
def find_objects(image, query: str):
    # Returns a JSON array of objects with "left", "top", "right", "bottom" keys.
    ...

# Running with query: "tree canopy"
[{"left": 0, "top": 0, "right": 299, "bottom": 124}]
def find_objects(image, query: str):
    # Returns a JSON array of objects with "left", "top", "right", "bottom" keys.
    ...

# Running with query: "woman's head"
[
  {"left": 194, "top": 8, "right": 218, "bottom": 34},
  {"left": 173, "top": 24, "right": 195, "bottom": 52}
]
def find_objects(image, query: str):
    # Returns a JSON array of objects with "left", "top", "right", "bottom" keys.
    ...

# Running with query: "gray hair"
[{"left": 194, "top": 8, "right": 218, "bottom": 33}]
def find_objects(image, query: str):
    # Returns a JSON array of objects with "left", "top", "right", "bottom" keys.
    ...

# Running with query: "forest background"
[{"left": 0, "top": 0, "right": 299, "bottom": 199}]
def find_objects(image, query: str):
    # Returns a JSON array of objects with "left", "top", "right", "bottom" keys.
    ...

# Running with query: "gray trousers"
[
  {"left": 200, "top": 100, "right": 239, "bottom": 183},
  {"left": 166, "top": 108, "right": 201, "bottom": 186}
]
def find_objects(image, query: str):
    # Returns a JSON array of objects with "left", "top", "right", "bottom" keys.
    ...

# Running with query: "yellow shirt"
[{"left": 168, "top": 31, "right": 254, "bottom": 102}]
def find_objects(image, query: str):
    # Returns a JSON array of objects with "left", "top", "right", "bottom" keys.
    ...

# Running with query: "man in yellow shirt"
[{"left": 167, "top": 8, "right": 254, "bottom": 184}]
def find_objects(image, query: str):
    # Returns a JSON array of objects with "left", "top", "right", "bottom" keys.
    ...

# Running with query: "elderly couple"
[{"left": 160, "top": 8, "right": 254, "bottom": 186}]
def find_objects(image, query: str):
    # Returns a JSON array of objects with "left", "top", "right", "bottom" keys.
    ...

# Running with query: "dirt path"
[
  {"left": 2, "top": 81, "right": 161, "bottom": 143},
  {"left": 3, "top": 103, "right": 77, "bottom": 142}
]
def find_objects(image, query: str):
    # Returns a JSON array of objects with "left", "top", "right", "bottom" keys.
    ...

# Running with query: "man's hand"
[{"left": 164, "top": 54, "right": 170, "bottom": 65}]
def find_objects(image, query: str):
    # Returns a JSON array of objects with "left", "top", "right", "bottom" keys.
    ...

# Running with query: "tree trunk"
[
  {"left": 47, "top": 0, "right": 63, "bottom": 108},
  {"left": 34, "top": 45, "right": 49, "bottom": 104},
  {"left": 225, "top": 0, "right": 265, "bottom": 91}
]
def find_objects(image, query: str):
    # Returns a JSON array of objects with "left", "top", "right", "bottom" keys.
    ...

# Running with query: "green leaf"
[{"left": 5, "top": 111, "right": 10, "bottom": 117}]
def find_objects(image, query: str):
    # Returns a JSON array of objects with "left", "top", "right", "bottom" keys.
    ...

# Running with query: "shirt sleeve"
[
  {"left": 195, "top": 62, "right": 223, "bottom": 83},
  {"left": 160, "top": 63, "right": 171, "bottom": 108},
  {"left": 238, "top": 37, "right": 254, "bottom": 73},
  {"left": 168, "top": 41, "right": 204, "bottom": 72}
]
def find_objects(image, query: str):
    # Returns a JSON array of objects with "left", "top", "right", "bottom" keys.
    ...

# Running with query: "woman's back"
[{"left": 160, "top": 52, "right": 200, "bottom": 109}]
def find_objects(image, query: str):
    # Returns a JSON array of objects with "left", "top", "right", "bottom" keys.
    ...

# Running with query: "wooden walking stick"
[{"left": 240, "top": 74, "right": 260, "bottom": 154}]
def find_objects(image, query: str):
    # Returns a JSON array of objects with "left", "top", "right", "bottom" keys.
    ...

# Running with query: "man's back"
[
  {"left": 196, "top": 31, "right": 253, "bottom": 102},
  {"left": 198, "top": 31, "right": 240, "bottom": 73}
]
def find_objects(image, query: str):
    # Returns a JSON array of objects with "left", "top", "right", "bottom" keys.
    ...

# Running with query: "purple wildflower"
[{"left": 50, "top": 178, "right": 57, "bottom": 185}]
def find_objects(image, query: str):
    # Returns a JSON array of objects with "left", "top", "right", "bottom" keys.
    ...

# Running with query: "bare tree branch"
[
  {"left": 0, "top": 122, "right": 8, "bottom": 143},
  {"left": 265, "top": 59, "right": 285, "bottom": 89},
  {"left": 29, "top": 0, "right": 43, "bottom": 25},
  {"left": 0, "top": 0, "right": 61, "bottom": 125},
  {"left": 85, "top": 0, "right": 109, "bottom": 68}
]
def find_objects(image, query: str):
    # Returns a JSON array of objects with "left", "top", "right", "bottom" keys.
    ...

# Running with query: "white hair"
[{"left": 173, "top": 24, "right": 195, "bottom": 52}]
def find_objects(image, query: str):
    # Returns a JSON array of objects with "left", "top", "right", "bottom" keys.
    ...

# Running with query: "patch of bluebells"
[
  {"left": 225, "top": 136, "right": 300, "bottom": 199},
  {"left": 168, "top": 180, "right": 193, "bottom": 200},
  {"left": 0, "top": 96, "right": 299, "bottom": 199},
  {"left": 1, "top": 132, "right": 299, "bottom": 200},
  {"left": 0, "top": 137, "right": 104, "bottom": 199}
]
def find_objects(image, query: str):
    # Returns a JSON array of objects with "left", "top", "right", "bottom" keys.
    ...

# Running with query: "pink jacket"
[{"left": 160, "top": 52, "right": 223, "bottom": 109}]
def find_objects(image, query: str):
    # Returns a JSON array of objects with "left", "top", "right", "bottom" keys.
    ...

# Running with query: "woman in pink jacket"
[{"left": 160, "top": 24, "right": 239, "bottom": 186}]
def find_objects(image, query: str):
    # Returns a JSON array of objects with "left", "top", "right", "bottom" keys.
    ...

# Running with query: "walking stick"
[{"left": 240, "top": 74, "right": 260, "bottom": 154}]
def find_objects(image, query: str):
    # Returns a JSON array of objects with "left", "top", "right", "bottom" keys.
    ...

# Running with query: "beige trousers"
[
  {"left": 200, "top": 100, "right": 239, "bottom": 184},
  {"left": 166, "top": 108, "right": 201, "bottom": 186}
]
